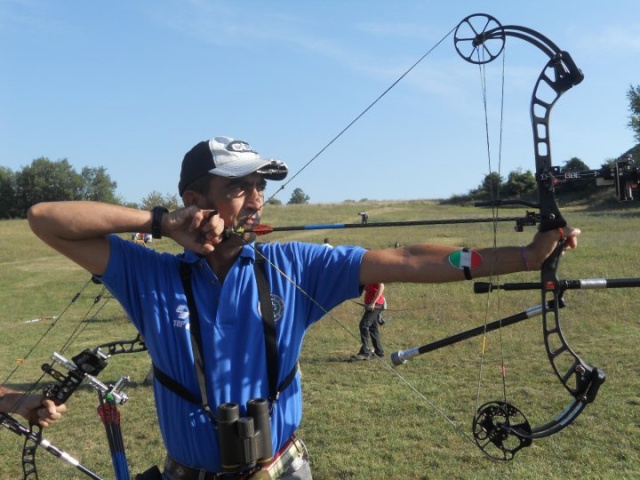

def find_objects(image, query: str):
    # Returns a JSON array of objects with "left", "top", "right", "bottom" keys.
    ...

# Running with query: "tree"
[
  {"left": 628, "top": 85, "right": 640, "bottom": 143},
  {"left": 505, "top": 169, "right": 536, "bottom": 198},
  {"left": 478, "top": 172, "right": 503, "bottom": 199},
  {"left": 14, "top": 158, "right": 84, "bottom": 217},
  {"left": 140, "top": 191, "right": 180, "bottom": 211},
  {"left": 287, "top": 188, "right": 310, "bottom": 205},
  {"left": 3, "top": 158, "right": 120, "bottom": 217},
  {"left": 0, "top": 167, "right": 18, "bottom": 218},
  {"left": 562, "top": 157, "right": 590, "bottom": 172},
  {"left": 80, "top": 166, "right": 118, "bottom": 203}
]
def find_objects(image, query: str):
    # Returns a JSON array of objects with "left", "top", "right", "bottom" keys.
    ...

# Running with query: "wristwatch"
[{"left": 151, "top": 206, "right": 169, "bottom": 239}]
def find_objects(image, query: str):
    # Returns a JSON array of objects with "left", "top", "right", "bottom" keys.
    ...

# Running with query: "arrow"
[{"left": 233, "top": 212, "right": 537, "bottom": 237}]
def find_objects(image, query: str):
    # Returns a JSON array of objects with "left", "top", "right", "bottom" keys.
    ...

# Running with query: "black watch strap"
[{"left": 151, "top": 206, "right": 169, "bottom": 239}]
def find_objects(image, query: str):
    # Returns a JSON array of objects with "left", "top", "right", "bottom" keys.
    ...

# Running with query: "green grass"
[{"left": 1, "top": 201, "right": 639, "bottom": 479}]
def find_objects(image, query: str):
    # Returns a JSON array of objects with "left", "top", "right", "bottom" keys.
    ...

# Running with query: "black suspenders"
[{"left": 152, "top": 251, "right": 297, "bottom": 423}]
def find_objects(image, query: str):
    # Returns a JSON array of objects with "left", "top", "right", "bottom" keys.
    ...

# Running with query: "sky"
[{"left": 2, "top": 1, "right": 639, "bottom": 205}]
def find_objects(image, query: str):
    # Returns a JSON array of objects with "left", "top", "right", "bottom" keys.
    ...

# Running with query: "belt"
[
  {"left": 164, "top": 436, "right": 306, "bottom": 480},
  {"left": 164, "top": 456, "right": 249, "bottom": 480}
]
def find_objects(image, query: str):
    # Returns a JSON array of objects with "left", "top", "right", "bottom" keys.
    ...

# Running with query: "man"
[
  {"left": 0, "top": 386, "right": 66, "bottom": 427},
  {"left": 353, "top": 283, "right": 386, "bottom": 360},
  {"left": 27, "top": 135, "right": 579, "bottom": 479}
]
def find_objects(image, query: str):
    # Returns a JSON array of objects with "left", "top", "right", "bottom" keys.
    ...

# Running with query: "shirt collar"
[{"left": 182, "top": 243, "right": 257, "bottom": 264}]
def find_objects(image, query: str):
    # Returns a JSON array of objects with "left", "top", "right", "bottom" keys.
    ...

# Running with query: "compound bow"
[
  {"left": 1, "top": 347, "right": 130, "bottom": 479},
  {"left": 391, "top": 13, "right": 640, "bottom": 460}
]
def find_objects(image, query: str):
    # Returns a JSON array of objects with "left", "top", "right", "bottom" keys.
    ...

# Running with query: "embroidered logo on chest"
[{"left": 258, "top": 294, "right": 285, "bottom": 322}]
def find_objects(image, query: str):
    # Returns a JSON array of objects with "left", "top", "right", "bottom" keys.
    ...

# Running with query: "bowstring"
[
  {"left": 0, "top": 278, "right": 93, "bottom": 389},
  {"left": 473, "top": 37, "right": 509, "bottom": 413},
  {"left": 57, "top": 285, "right": 113, "bottom": 355}
]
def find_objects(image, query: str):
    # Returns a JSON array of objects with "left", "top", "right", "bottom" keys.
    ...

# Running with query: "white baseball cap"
[{"left": 179, "top": 136, "right": 288, "bottom": 195}]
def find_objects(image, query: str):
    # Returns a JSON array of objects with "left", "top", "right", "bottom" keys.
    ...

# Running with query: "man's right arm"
[
  {"left": 28, "top": 201, "right": 155, "bottom": 276},
  {"left": 28, "top": 201, "right": 226, "bottom": 275}
]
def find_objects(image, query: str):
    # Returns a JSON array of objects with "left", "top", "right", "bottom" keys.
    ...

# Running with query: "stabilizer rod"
[
  {"left": 474, "top": 277, "right": 640, "bottom": 293},
  {"left": 391, "top": 300, "right": 561, "bottom": 366}
]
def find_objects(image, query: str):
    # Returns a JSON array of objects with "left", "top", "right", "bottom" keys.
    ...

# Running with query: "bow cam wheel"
[
  {"left": 454, "top": 13, "right": 505, "bottom": 64},
  {"left": 472, "top": 401, "right": 532, "bottom": 460}
]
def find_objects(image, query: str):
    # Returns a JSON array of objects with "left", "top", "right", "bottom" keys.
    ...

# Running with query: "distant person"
[
  {"left": 352, "top": 283, "right": 386, "bottom": 360},
  {"left": 323, "top": 238, "right": 333, "bottom": 248},
  {"left": 0, "top": 386, "right": 67, "bottom": 427},
  {"left": 358, "top": 212, "right": 368, "bottom": 224}
]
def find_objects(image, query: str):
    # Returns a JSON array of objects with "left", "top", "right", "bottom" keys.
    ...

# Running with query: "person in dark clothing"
[{"left": 353, "top": 283, "right": 386, "bottom": 360}]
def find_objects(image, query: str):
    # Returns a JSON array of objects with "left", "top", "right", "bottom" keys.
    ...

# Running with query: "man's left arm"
[{"left": 359, "top": 227, "right": 580, "bottom": 285}]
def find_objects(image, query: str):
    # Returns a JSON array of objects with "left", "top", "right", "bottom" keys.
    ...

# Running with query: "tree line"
[
  {"left": 0, "top": 158, "right": 119, "bottom": 219},
  {"left": 444, "top": 85, "right": 640, "bottom": 204},
  {"left": 2, "top": 86, "right": 640, "bottom": 219},
  {"left": 444, "top": 157, "right": 618, "bottom": 205},
  {"left": 0, "top": 158, "right": 312, "bottom": 219},
  {"left": 0, "top": 154, "right": 633, "bottom": 220}
]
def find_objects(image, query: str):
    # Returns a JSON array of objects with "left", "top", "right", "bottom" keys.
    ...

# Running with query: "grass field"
[{"left": 1, "top": 199, "right": 639, "bottom": 479}]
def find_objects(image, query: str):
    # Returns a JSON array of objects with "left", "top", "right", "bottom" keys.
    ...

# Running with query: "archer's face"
[{"left": 207, "top": 173, "right": 265, "bottom": 230}]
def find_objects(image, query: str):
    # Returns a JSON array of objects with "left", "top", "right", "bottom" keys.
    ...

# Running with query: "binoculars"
[{"left": 217, "top": 398, "right": 273, "bottom": 472}]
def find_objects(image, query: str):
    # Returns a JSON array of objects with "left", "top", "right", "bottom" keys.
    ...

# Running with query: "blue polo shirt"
[{"left": 100, "top": 235, "right": 365, "bottom": 471}]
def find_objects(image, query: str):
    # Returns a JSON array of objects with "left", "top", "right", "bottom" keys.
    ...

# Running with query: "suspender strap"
[
  {"left": 277, "top": 362, "right": 298, "bottom": 397},
  {"left": 152, "top": 363, "right": 201, "bottom": 405},
  {"left": 179, "top": 261, "right": 217, "bottom": 425},
  {"left": 152, "top": 251, "right": 297, "bottom": 416},
  {"left": 253, "top": 253, "right": 280, "bottom": 403},
  {"left": 152, "top": 363, "right": 298, "bottom": 412}
]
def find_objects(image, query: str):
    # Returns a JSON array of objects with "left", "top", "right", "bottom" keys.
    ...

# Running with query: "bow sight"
[{"left": 41, "top": 348, "right": 129, "bottom": 406}]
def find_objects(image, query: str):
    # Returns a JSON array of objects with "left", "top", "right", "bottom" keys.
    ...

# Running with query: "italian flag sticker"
[{"left": 449, "top": 249, "right": 483, "bottom": 270}]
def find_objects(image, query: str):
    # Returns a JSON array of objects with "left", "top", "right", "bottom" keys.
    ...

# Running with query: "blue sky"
[{"left": 2, "top": 1, "right": 639, "bottom": 205}]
